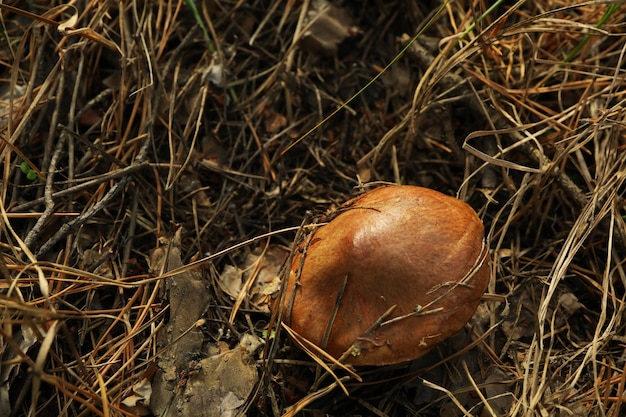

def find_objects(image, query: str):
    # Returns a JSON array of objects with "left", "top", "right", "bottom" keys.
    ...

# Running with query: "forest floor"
[{"left": 1, "top": 1, "right": 626, "bottom": 416}]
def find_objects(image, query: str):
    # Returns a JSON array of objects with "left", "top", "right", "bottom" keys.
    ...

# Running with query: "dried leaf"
[
  {"left": 221, "top": 391, "right": 245, "bottom": 414},
  {"left": 150, "top": 334, "right": 261, "bottom": 417},
  {"left": 62, "top": 27, "right": 120, "bottom": 52},
  {"left": 57, "top": 7, "right": 78, "bottom": 35},
  {"left": 220, "top": 246, "right": 287, "bottom": 312},
  {"left": 220, "top": 264, "right": 243, "bottom": 298},
  {"left": 557, "top": 292, "right": 584, "bottom": 318},
  {"left": 56, "top": 5, "right": 120, "bottom": 52},
  {"left": 300, "top": 0, "right": 360, "bottom": 57},
  {"left": 262, "top": 107, "right": 287, "bottom": 133},
  {"left": 150, "top": 228, "right": 209, "bottom": 416},
  {"left": 0, "top": 325, "right": 39, "bottom": 415},
  {"left": 121, "top": 378, "right": 153, "bottom": 415},
  {"left": 202, "top": 59, "right": 227, "bottom": 88},
  {"left": 482, "top": 367, "right": 514, "bottom": 416}
]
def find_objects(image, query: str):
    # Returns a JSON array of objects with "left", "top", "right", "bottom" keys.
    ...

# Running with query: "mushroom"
[{"left": 281, "top": 185, "right": 490, "bottom": 366}]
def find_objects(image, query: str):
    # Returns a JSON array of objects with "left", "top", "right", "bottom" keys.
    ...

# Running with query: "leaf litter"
[{"left": 0, "top": 0, "right": 625, "bottom": 416}]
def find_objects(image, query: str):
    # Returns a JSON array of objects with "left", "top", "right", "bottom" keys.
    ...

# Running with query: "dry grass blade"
[
  {"left": 281, "top": 376, "right": 351, "bottom": 417},
  {"left": 422, "top": 377, "right": 475, "bottom": 416},
  {"left": 281, "top": 323, "right": 360, "bottom": 393}
]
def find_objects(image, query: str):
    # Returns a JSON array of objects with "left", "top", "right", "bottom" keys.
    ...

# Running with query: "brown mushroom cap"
[{"left": 282, "top": 185, "right": 490, "bottom": 366}]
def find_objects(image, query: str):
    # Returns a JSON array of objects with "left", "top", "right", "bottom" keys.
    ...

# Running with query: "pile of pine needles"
[{"left": 1, "top": 0, "right": 626, "bottom": 416}]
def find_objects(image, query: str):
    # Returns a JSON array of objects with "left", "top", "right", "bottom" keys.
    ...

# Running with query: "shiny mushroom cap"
[{"left": 282, "top": 185, "right": 490, "bottom": 366}]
